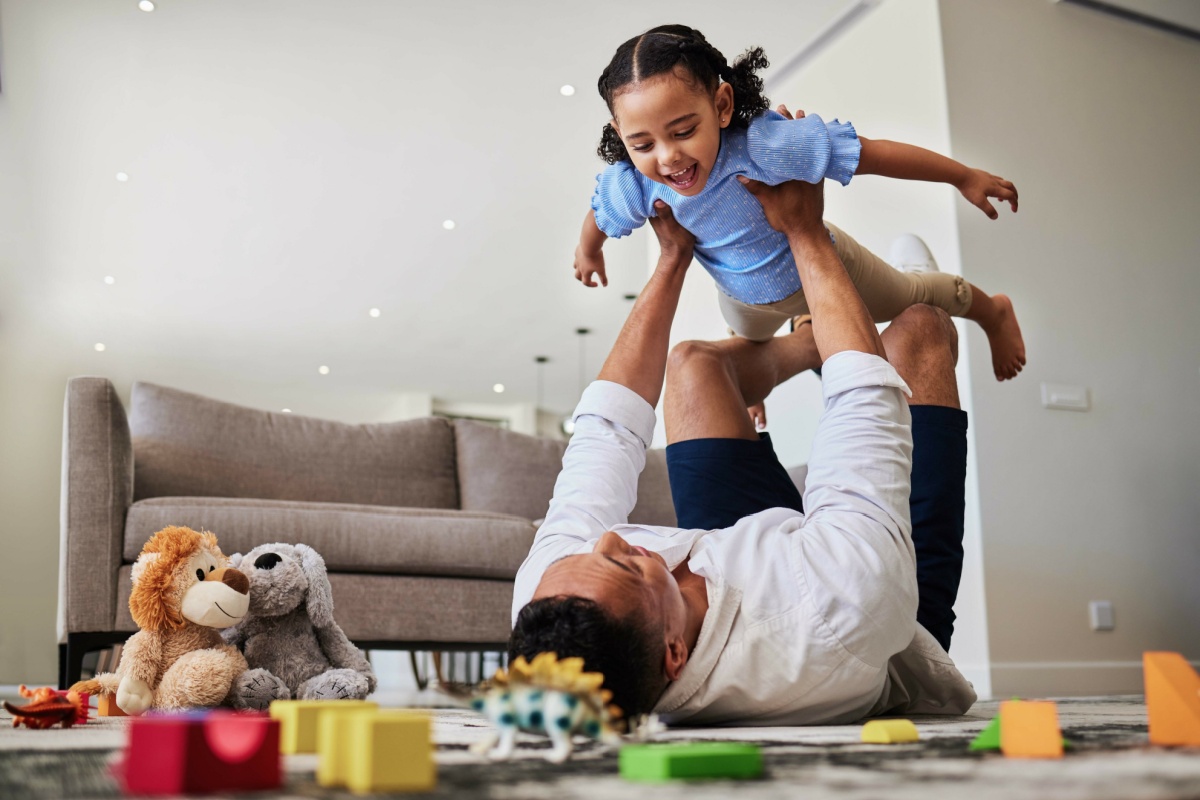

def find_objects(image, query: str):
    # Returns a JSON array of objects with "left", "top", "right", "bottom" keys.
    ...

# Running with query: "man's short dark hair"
[{"left": 508, "top": 595, "right": 666, "bottom": 720}]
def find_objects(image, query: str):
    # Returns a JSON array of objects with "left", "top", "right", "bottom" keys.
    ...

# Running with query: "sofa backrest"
[
  {"left": 129, "top": 382, "right": 460, "bottom": 509},
  {"left": 454, "top": 419, "right": 677, "bottom": 528}
]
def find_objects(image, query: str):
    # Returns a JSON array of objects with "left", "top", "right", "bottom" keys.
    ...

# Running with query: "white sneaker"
[{"left": 889, "top": 233, "right": 940, "bottom": 273}]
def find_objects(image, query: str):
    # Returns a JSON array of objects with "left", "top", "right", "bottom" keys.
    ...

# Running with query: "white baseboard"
[{"left": 990, "top": 659, "right": 1200, "bottom": 698}]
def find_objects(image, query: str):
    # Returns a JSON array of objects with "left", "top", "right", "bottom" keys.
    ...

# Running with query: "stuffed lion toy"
[{"left": 73, "top": 526, "right": 250, "bottom": 714}]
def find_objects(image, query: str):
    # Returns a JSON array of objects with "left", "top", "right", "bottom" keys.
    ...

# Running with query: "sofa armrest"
[{"left": 58, "top": 377, "right": 133, "bottom": 641}]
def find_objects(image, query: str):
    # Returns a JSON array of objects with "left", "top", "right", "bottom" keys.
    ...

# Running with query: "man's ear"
[
  {"left": 663, "top": 635, "right": 689, "bottom": 682},
  {"left": 715, "top": 82, "right": 734, "bottom": 127}
]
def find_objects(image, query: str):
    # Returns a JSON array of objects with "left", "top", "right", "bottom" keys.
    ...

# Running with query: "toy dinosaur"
[
  {"left": 3, "top": 685, "right": 88, "bottom": 729},
  {"left": 466, "top": 652, "right": 624, "bottom": 763}
]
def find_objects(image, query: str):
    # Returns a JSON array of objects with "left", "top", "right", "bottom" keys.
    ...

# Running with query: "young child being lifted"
[{"left": 574, "top": 24, "right": 1025, "bottom": 381}]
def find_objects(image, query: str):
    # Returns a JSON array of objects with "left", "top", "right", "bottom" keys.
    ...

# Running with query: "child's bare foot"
[{"left": 981, "top": 294, "right": 1025, "bottom": 380}]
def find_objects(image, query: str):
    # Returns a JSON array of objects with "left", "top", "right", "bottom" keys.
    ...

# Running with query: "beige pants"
[{"left": 718, "top": 222, "right": 973, "bottom": 342}]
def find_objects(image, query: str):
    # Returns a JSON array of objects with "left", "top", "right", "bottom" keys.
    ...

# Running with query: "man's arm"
[
  {"left": 736, "top": 176, "right": 884, "bottom": 363},
  {"left": 596, "top": 200, "right": 693, "bottom": 407},
  {"left": 737, "top": 175, "right": 920, "bottom": 663},
  {"left": 511, "top": 202, "right": 694, "bottom": 620}
]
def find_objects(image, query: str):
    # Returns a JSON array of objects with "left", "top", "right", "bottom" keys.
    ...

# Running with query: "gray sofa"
[{"left": 57, "top": 378, "right": 678, "bottom": 688}]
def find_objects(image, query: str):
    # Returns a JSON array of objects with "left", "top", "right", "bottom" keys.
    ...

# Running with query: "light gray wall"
[{"left": 939, "top": 0, "right": 1200, "bottom": 695}]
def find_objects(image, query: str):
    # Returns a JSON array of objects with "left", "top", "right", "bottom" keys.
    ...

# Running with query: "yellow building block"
[
  {"left": 999, "top": 700, "right": 1063, "bottom": 759},
  {"left": 344, "top": 711, "right": 435, "bottom": 794},
  {"left": 861, "top": 719, "right": 919, "bottom": 743},
  {"left": 317, "top": 706, "right": 382, "bottom": 788},
  {"left": 1144, "top": 651, "right": 1200, "bottom": 747},
  {"left": 269, "top": 699, "right": 377, "bottom": 754}
]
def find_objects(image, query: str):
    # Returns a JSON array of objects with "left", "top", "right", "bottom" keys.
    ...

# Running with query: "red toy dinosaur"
[{"left": 3, "top": 685, "right": 89, "bottom": 729}]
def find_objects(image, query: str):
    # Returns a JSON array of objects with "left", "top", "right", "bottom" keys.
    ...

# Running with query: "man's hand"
[
  {"left": 574, "top": 245, "right": 607, "bottom": 288},
  {"left": 736, "top": 175, "right": 827, "bottom": 239},
  {"left": 647, "top": 199, "right": 695, "bottom": 273},
  {"left": 956, "top": 168, "right": 1018, "bottom": 220}
]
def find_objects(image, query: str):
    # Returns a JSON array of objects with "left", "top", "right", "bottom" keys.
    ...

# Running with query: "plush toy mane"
[{"left": 129, "top": 526, "right": 219, "bottom": 632}]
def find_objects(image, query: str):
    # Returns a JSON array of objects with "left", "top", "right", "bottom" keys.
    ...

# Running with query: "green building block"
[
  {"left": 619, "top": 743, "right": 763, "bottom": 782},
  {"left": 969, "top": 715, "right": 1002, "bottom": 751}
]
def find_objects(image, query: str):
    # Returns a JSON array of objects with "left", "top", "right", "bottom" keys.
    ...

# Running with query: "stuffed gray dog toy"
[{"left": 222, "top": 543, "right": 376, "bottom": 710}]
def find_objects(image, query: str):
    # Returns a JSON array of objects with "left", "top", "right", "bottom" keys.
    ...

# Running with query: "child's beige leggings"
[{"left": 719, "top": 222, "right": 973, "bottom": 342}]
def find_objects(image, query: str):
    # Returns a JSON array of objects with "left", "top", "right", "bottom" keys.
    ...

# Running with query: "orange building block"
[
  {"left": 1144, "top": 651, "right": 1200, "bottom": 747},
  {"left": 98, "top": 695, "right": 128, "bottom": 717},
  {"left": 999, "top": 700, "right": 1063, "bottom": 759}
]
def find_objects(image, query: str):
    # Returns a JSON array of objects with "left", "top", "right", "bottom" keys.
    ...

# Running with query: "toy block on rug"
[
  {"left": 1000, "top": 700, "right": 1063, "bottom": 759},
  {"left": 98, "top": 694, "right": 127, "bottom": 718},
  {"left": 862, "top": 719, "right": 919, "bottom": 743},
  {"left": 619, "top": 743, "right": 763, "bottom": 782},
  {"left": 327, "top": 710, "right": 435, "bottom": 794},
  {"left": 116, "top": 710, "right": 281, "bottom": 795},
  {"left": 1144, "top": 651, "right": 1200, "bottom": 747},
  {"left": 268, "top": 699, "right": 376, "bottom": 754},
  {"left": 316, "top": 705, "right": 385, "bottom": 788}
]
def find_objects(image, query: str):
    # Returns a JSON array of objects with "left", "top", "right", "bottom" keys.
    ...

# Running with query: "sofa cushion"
[
  {"left": 129, "top": 382, "right": 459, "bottom": 509},
  {"left": 116, "top": 566, "right": 513, "bottom": 644},
  {"left": 454, "top": 420, "right": 677, "bottom": 528},
  {"left": 123, "top": 497, "right": 534, "bottom": 580}
]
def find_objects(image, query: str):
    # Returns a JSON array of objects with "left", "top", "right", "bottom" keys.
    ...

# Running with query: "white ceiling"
[{"left": 2, "top": 0, "right": 854, "bottom": 414}]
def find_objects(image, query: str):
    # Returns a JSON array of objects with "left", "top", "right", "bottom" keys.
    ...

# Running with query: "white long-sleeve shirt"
[{"left": 511, "top": 351, "right": 976, "bottom": 726}]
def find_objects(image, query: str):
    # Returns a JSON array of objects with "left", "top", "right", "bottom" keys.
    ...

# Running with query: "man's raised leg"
[
  {"left": 881, "top": 305, "right": 968, "bottom": 651},
  {"left": 661, "top": 323, "right": 821, "bottom": 530}
]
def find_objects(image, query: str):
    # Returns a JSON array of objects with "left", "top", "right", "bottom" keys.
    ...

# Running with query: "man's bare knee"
[{"left": 885, "top": 305, "right": 958, "bottom": 365}]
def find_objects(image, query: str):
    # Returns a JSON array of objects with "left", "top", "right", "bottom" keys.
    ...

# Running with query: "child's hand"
[
  {"left": 958, "top": 169, "right": 1019, "bottom": 220},
  {"left": 574, "top": 245, "right": 607, "bottom": 288}
]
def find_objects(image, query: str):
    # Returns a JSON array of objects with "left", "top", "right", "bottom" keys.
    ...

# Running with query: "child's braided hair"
[{"left": 596, "top": 24, "right": 770, "bottom": 165}]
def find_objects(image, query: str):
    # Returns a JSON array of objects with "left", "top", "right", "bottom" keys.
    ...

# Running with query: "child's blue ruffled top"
[{"left": 591, "top": 110, "right": 861, "bottom": 305}]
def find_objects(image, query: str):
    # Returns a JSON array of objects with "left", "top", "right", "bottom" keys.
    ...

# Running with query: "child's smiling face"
[{"left": 611, "top": 68, "right": 734, "bottom": 197}]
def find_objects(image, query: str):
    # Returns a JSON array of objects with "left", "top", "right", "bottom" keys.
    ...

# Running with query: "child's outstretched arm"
[
  {"left": 574, "top": 210, "right": 609, "bottom": 288},
  {"left": 856, "top": 137, "right": 1019, "bottom": 220}
]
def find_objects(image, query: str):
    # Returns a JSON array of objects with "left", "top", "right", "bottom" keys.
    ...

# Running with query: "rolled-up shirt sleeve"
[
  {"left": 747, "top": 110, "right": 861, "bottom": 187},
  {"left": 793, "top": 350, "right": 918, "bottom": 667},
  {"left": 591, "top": 162, "right": 652, "bottom": 239},
  {"left": 511, "top": 380, "right": 658, "bottom": 623}
]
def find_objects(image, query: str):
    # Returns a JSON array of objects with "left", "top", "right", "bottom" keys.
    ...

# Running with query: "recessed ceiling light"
[
  {"left": 368, "top": 308, "right": 381, "bottom": 318},
  {"left": 560, "top": 85, "right": 576, "bottom": 97},
  {"left": 318, "top": 365, "right": 330, "bottom": 375},
  {"left": 116, "top": 172, "right": 129, "bottom": 182},
  {"left": 138, "top": 0, "right": 155, "bottom": 11},
  {"left": 281, "top": 408, "right": 292, "bottom": 413},
  {"left": 493, "top": 383, "right": 505, "bottom": 394},
  {"left": 104, "top": 276, "right": 116, "bottom": 285},
  {"left": 442, "top": 219, "right": 456, "bottom": 230},
  {"left": 94, "top": 343, "right": 106, "bottom": 352}
]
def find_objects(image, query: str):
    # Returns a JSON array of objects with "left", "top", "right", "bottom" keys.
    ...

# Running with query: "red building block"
[{"left": 116, "top": 711, "right": 282, "bottom": 795}]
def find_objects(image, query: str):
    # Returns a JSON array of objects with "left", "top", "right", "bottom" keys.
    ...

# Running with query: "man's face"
[
  {"left": 533, "top": 531, "right": 686, "bottom": 637},
  {"left": 610, "top": 68, "right": 733, "bottom": 197}
]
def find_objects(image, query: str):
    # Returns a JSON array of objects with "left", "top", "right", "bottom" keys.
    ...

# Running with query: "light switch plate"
[
  {"left": 1042, "top": 383, "right": 1090, "bottom": 411},
  {"left": 1089, "top": 600, "right": 1115, "bottom": 631}
]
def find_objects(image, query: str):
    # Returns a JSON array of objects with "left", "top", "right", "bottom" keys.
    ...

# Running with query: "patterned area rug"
[{"left": 2, "top": 697, "right": 1199, "bottom": 799}]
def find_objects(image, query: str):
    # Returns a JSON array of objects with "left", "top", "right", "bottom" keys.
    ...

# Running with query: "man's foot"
[
  {"left": 889, "top": 233, "right": 939, "bottom": 273},
  {"left": 981, "top": 293, "right": 1026, "bottom": 381}
]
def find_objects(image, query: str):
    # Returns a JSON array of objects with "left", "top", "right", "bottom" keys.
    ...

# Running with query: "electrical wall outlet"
[
  {"left": 1042, "top": 383, "right": 1091, "bottom": 411},
  {"left": 1089, "top": 600, "right": 1115, "bottom": 631}
]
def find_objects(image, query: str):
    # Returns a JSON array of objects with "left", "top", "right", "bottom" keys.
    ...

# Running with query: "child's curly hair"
[{"left": 597, "top": 24, "right": 770, "bottom": 165}]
